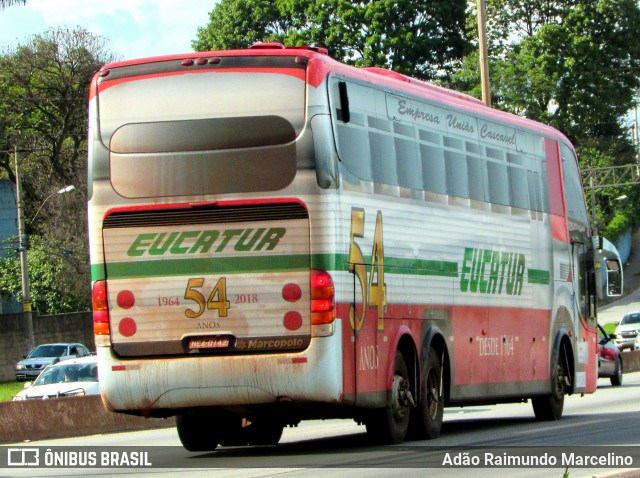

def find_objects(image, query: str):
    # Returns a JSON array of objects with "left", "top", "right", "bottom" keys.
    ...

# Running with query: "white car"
[
  {"left": 613, "top": 312, "right": 640, "bottom": 351},
  {"left": 12, "top": 356, "right": 99, "bottom": 401},
  {"left": 634, "top": 334, "right": 640, "bottom": 351}
]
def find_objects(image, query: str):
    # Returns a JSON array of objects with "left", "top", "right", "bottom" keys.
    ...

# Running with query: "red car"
[{"left": 598, "top": 324, "right": 623, "bottom": 386}]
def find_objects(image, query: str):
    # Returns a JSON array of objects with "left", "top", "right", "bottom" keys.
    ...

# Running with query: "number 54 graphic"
[
  {"left": 348, "top": 208, "right": 386, "bottom": 333},
  {"left": 184, "top": 277, "right": 230, "bottom": 319}
]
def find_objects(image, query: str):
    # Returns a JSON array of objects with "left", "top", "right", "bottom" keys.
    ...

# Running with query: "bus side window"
[
  {"left": 487, "top": 161, "right": 510, "bottom": 206},
  {"left": 527, "top": 170, "right": 543, "bottom": 212},
  {"left": 421, "top": 143, "right": 447, "bottom": 195},
  {"left": 395, "top": 136, "right": 422, "bottom": 190},
  {"left": 445, "top": 150, "right": 468, "bottom": 198},
  {"left": 561, "top": 144, "right": 589, "bottom": 227}
]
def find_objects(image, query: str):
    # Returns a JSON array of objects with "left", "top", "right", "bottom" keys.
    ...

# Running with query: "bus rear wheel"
[
  {"left": 419, "top": 347, "right": 444, "bottom": 439},
  {"left": 366, "top": 352, "right": 412, "bottom": 444},
  {"left": 218, "top": 417, "right": 284, "bottom": 447},
  {"left": 245, "top": 419, "right": 284, "bottom": 446},
  {"left": 176, "top": 411, "right": 221, "bottom": 451}
]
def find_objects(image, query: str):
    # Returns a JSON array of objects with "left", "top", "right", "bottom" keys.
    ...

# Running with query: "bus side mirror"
[
  {"left": 605, "top": 259, "right": 622, "bottom": 297},
  {"left": 311, "top": 114, "right": 338, "bottom": 189}
]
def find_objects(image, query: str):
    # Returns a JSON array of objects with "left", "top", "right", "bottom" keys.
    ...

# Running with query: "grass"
[
  {"left": 602, "top": 322, "right": 617, "bottom": 335},
  {"left": 0, "top": 381, "right": 26, "bottom": 402}
]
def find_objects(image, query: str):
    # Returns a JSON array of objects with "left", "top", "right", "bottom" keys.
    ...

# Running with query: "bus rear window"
[
  {"left": 96, "top": 65, "right": 305, "bottom": 198},
  {"left": 110, "top": 116, "right": 296, "bottom": 154},
  {"left": 98, "top": 67, "right": 305, "bottom": 147}
]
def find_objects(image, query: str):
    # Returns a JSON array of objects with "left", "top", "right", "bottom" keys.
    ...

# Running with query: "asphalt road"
[{"left": 3, "top": 372, "right": 640, "bottom": 478}]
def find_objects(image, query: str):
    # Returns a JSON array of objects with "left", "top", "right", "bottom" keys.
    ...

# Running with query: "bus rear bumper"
[{"left": 97, "top": 322, "right": 344, "bottom": 414}]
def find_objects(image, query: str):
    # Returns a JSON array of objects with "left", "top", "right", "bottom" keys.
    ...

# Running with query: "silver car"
[
  {"left": 14, "top": 343, "right": 92, "bottom": 381},
  {"left": 613, "top": 312, "right": 640, "bottom": 351},
  {"left": 13, "top": 356, "right": 100, "bottom": 400}
]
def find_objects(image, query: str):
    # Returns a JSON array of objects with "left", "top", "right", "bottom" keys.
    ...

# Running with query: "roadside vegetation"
[
  {"left": 602, "top": 322, "right": 617, "bottom": 336},
  {"left": 0, "top": 381, "right": 24, "bottom": 402}
]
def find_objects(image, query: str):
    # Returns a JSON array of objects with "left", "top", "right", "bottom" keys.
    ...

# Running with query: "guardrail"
[
  {"left": 0, "top": 396, "right": 174, "bottom": 444},
  {"left": 621, "top": 350, "right": 640, "bottom": 374}
]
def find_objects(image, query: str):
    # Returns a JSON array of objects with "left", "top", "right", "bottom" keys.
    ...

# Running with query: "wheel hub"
[{"left": 391, "top": 374, "right": 413, "bottom": 421}]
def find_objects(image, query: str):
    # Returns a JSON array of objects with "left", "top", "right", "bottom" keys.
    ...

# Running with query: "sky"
[{"left": 0, "top": 0, "right": 217, "bottom": 61}]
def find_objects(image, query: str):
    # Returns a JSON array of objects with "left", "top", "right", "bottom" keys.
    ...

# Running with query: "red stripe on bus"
[
  {"left": 95, "top": 68, "right": 306, "bottom": 96},
  {"left": 551, "top": 214, "right": 570, "bottom": 244},
  {"left": 579, "top": 319, "right": 598, "bottom": 393},
  {"left": 337, "top": 302, "right": 553, "bottom": 393},
  {"left": 102, "top": 198, "right": 307, "bottom": 220},
  {"left": 545, "top": 138, "right": 570, "bottom": 243}
]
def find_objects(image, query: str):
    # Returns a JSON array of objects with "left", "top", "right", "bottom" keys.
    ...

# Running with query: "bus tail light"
[
  {"left": 92, "top": 280, "right": 110, "bottom": 336},
  {"left": 311, "top": 270, "right": 335, "bottom": 325}
]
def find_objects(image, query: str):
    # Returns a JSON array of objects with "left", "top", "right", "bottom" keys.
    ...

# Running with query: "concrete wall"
[
  {"left": 0, "top": 396, "right": 174, "bottom": 444},
  {"left": 1, "top": 312, "right": 94, "bottom": 382},
  {"left": 615, "top": 229, "right": 632, "bottom": 265}
]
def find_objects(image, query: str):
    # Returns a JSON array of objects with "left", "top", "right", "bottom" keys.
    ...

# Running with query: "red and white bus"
[{"left": 88, "top": 43, "right": 621, "bottom": 450}]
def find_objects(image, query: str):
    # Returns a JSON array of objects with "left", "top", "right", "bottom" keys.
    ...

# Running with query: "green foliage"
[
  {"left": 603, "top": 211, "right": 633, "bottom": 243},
  {"left": 450, "top": 0, "right": 640, "bottom": 236},
  {"left": 493, "top": 1, "right": 640, "bottom": 146},
  {"left": 0, "top": 235, "right": 90, "bottom": 314},
  {"left": 193, "top": 0, "right": 470, "bottom": 81},
  {"left": 485, "top": 0, "right": 573, "bottom": 54},
  {"left": 0, "top": 27, "right": 116, "bottom": 314},
  {"left": 0, "top": 27, "right": 116, "bottom": 194},
  {"left": 0, "top": 382, "right": 24, "bottom": 402}
]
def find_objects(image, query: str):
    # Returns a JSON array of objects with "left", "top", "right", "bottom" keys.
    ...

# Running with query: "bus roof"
[{"left": 97, "top": 43, "right": 570, "bottom": 146}]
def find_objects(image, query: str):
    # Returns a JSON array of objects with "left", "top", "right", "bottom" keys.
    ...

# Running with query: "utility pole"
[
  {"left": 14, "top": 146, "right": 34, "bottom": 354},
  {"left": 477, "top": 0, "right": 491, "bottom": 107},
  {"left": 589, "top": 170, "right": 598, "bottom": 237}
]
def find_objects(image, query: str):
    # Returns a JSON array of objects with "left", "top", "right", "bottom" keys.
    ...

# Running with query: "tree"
[
  {"left": 493, "top": 1, "right": 640, "bottom": 145},
  {"left": 450, "top": 1, "right": 640, "bottom": 238},
  {"left": 484, "top": 0, "right": 573, "bottom": 56},
  {"left": 193, "top": 0, "right": 470, "bottom": 81},
  {"left": 0, "top": 0, "right": 26, "bottom": 9},
  {"left": 0, "top": 27, "right": 117, "bottom": 312},
  {"left": 0, "top": 235, "right": 90, "bottom": 314}
]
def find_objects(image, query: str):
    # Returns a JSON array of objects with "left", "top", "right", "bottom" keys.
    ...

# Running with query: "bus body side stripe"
[{"left": 545, "top": 138, "right": 570, "bottom": 243}]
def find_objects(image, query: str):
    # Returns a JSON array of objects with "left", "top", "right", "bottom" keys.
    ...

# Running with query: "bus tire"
[
  {"left": 366, "top": 351, "right": 411, "bottom": 444},
  {"left": 176, "top": 412, "right": 220, "bottom": 451},
  {"left": 246, "top": 419, "right": 285, "bottom": 446},
  {"left": 218, "top": 416, "right": 250, "bottom": 446},
  {"left": 418, "top": 347, "right": 444, "bottom": 439},
  {"left": 531, "top": 350, "right": 567, "bottom": 421}
]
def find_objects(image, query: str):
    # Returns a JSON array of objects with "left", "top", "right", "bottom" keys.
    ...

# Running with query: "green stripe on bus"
[
  {"left": 311, "top": 254, "right": 458, "bottom": 277},
  {"left": 91, "top": 264, "right": 106, "bottom": 282},
  {"left": 310, "top": 253, "right": 347, "bottom": 272},
  {"left": 93, "top": 255, "right": 546, "bottom": 284},
  {"left": 528, "top": 269, "right": 550, "bottom": 285},
  {"left": 385, "top": 257, "right": 459, "bottom": 277},
  {"left": 105, "top": 255, "right": 309, "bottom": 279}
]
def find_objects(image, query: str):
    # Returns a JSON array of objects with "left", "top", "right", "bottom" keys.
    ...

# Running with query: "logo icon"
[{"left": 8, "top": 448, "right": 39, "bottom": 466}]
